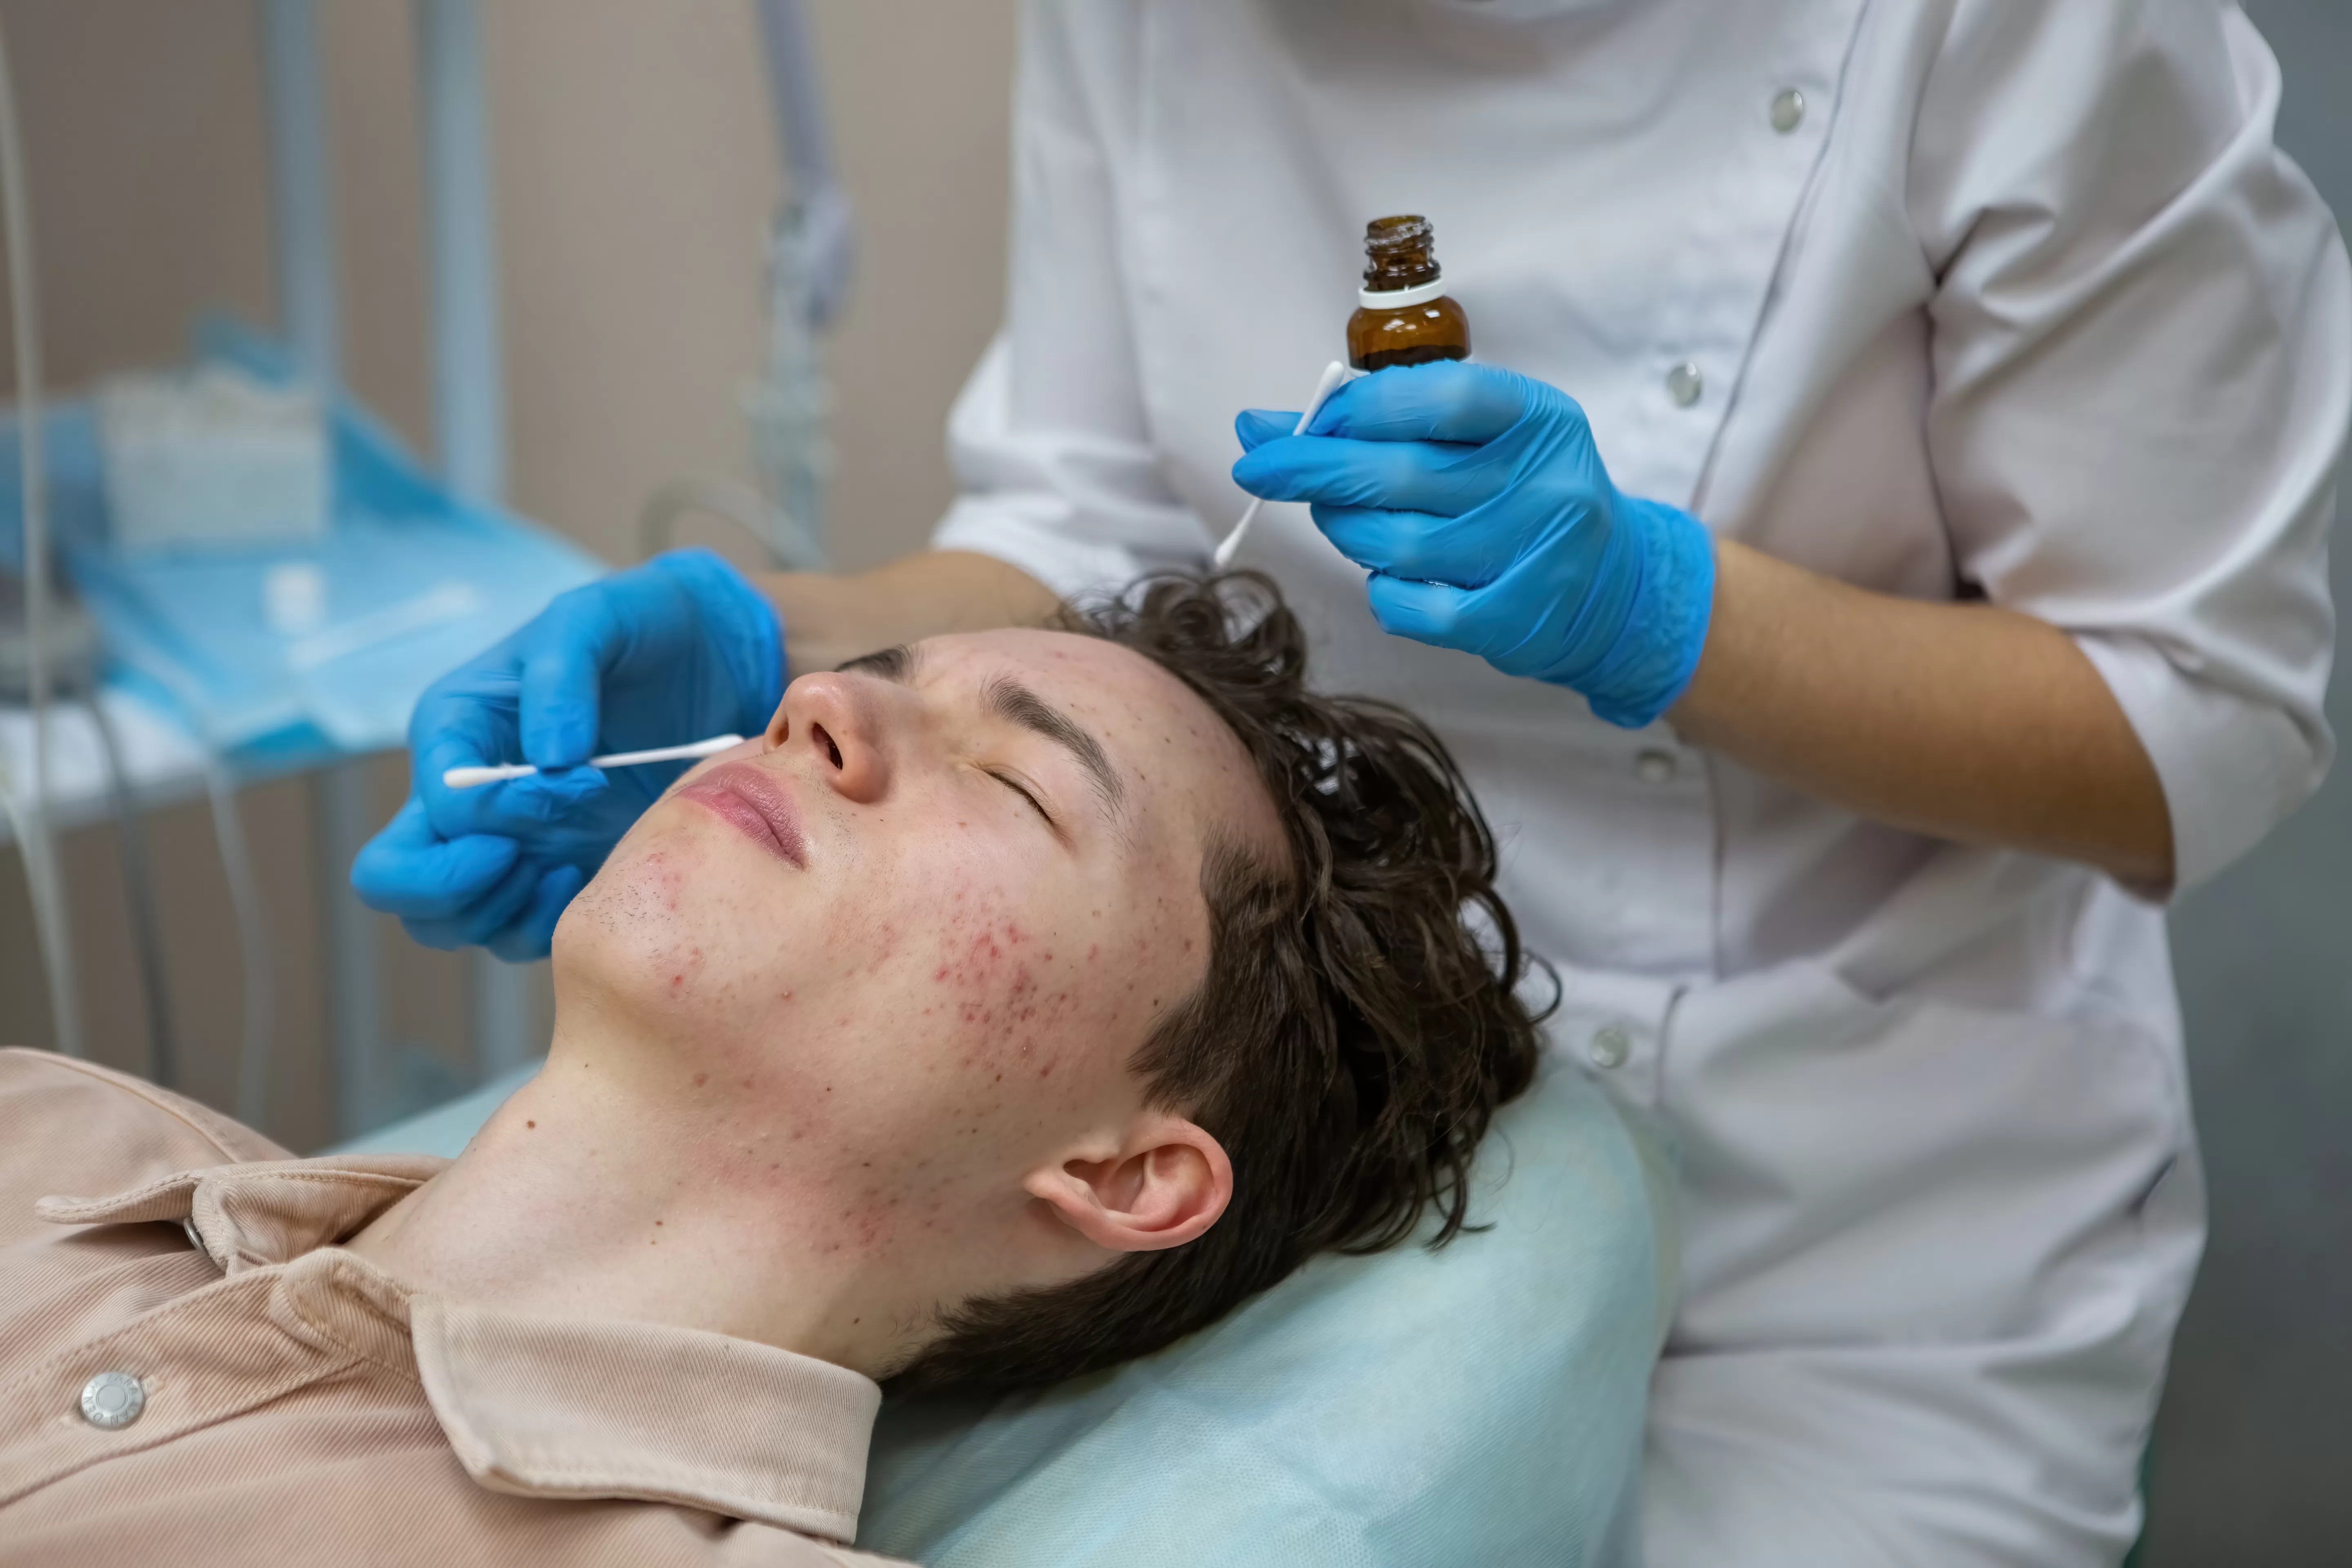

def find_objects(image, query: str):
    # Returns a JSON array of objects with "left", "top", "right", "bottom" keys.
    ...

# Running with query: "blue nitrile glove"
[
  {"left": 1231, "top": 361, "right": 1715, "bottom": 728},
  {"left": 350, "top": 547, "right": 785, "bottom": 960}
]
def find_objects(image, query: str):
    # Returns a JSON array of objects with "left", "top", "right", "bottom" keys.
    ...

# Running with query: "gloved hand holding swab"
[
  {"left": 1214, "top": 359, "right": 1354, "bottom": 568},
  {"left": 441, "top": 733, "right": 744, "bottom": 790}
]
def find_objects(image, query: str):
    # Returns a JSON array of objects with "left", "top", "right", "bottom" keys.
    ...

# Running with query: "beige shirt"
[{"left": 0, "top": 1049, "right": 909, "bottom": 1567}]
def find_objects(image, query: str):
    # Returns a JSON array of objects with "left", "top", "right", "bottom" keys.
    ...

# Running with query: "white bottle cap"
[{"left": 1357, "top": 277, "right": 1451, "bottom": 310}]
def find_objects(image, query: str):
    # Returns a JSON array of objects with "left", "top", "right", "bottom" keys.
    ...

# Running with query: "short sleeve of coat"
[
  {"left": 1912, "top": 0, "right": 2350, "bottom": 891},
  {"left": 930, "top": 0, "right": 1212, "bottom": 601}
]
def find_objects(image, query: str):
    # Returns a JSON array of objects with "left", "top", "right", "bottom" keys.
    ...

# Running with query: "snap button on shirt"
[
  {"left": 1635, "top": 749, "right": 1679, "bottom": 786},
  {"left": 1665, "top": 362, "right": 1704, "bottom": 408},
  {"left": 79, "top": 1371, "right": 146, "bottom": 1430},
  {"left": 1771, "top": 87, "right": 1807, "bottom": 133},
  {"left": 1588, "top": 1027, "right": 1633, "bottom": 1070}
]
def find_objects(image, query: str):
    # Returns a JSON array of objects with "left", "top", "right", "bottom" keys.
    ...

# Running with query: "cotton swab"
[
  {"left": 441, "top": 733, "right": 745, "bottom": 791},
  {"left": 1214, "top": 359, "right": 1355, "bottom": 569}
]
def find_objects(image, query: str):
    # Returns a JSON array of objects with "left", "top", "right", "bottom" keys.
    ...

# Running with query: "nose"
[{"left": 769, "top": 672, "right": 892, "bottom": 804}]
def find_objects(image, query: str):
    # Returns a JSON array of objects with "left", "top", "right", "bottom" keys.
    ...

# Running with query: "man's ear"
[{"left": 1023, "top": 1114, "right": 1233, "bottom": 1253}]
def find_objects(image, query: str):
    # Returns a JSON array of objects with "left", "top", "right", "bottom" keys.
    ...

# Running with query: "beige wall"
[{"left": 0, "top": 0, "right": 1017, "bottom": 1147}]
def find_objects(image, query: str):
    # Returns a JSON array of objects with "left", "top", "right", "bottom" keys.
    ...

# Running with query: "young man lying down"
[{"left": 0, "top": 575, "right": 1541, "bottom": 1567}]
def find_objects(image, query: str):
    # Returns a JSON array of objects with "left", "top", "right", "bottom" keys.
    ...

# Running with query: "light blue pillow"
[
  {"left": 327, "top": 1062, "right": 545, "bottom": 1159},
  {"left": 859, "top": 1061, "right": 1671, "bottom": 1567},
  {"left": 334, "top": 1056, "right": 1669, "bottom": 1566}
]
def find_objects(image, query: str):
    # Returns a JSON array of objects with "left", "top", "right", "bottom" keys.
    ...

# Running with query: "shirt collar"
[{"left": 39, "top": 1155, "right": 882, "bottom": 1542}]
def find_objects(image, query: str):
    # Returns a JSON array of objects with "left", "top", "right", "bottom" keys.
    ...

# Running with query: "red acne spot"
[
  {"left": 655, "top": 1220, "right": 664, "bottom": 1227},
  {"left": 740, "top": 1076, "right": 755, "bottom": 1091},
  {"left": 935, "top": 967, "right": 950, "bottom": 982},
  {"left": 671, "top": 973, "right": 685, "bottom": 990},
  {"left": 693, "top": 1073, "right": 708, "bottom": 1088},
  {"left": 1039, "top": 1063, "right": 1054, "bottom": 1079},
  {"left": 777, "top": 989, "right": 795, "bottom": 1002},
  {"left": 1088, "top": 944, "right": 1099, "bottom": 961}
]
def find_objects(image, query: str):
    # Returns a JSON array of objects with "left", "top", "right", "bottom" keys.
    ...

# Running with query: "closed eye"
[{"left": 988, "top": 768, "right": 1056, "bottom": 828}]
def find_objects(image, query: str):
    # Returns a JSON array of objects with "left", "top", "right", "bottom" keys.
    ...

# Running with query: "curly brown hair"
[{"left": 890, "top": 571, "right": 1545, "bottom": 1393}]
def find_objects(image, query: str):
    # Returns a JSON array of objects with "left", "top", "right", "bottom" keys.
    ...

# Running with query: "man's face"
[{"left": 552, "top": 628, "right": 1278, "bottom": 1275}]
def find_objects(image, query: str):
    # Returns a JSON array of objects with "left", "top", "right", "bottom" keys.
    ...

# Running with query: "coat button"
[
  {"left": 1771, "top": 88, "right": 1806, "bottom": 133},
  {"left": 1666, "top": 362, "right": 1704, "bottom": 408},
  {"left": 80, "top": 1371, "right": 147, "bottom": 1430},
  {"left": 1635, "top": 749, "right": 1678, "bottom": 786},
  {"left": 1589, "top": 1027, "right": 1632, "bottom": 1070}
]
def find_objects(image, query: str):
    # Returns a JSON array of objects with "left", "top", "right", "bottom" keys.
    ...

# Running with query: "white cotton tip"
[
  {"left": 441, "top": 763, "right": 538, "bottom": 790},
  {"left": 1214, "top": 360, "right": 1355, "bottom": 570}
]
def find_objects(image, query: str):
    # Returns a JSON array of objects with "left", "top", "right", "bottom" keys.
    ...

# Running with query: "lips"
[{"left": 677, "top": 761, "right": 808, "bottom": 867}]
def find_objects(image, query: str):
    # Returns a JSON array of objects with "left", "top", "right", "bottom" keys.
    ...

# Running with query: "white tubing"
[
  {"left": 0, "top": 14, "right": 82, "bottom": 1058},
  {"left": 198, "top": 761, "right": 276, "bottom": 1129},
  {"left": 98, "top": 619, "right": 276, "bottom": 1128}
]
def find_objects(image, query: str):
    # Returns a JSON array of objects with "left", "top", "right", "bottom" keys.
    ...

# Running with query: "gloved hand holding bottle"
[
  {"left": 1230, "top": 360, "right": 1717, "bottom": 729},
  {"left": 350, "top": 548, "right": 785, "bottom": 960}
]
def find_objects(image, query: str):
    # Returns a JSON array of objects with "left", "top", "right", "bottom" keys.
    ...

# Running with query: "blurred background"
[
  {"left": 0, "top": 0, "right": 1013, "bottom": 1140},
  {"left": 0, "top": 2, "right": 2338, "bottom": 1559}
]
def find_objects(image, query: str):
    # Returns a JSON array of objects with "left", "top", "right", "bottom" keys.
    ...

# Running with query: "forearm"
[
  {"left": 1670, "top": 539, "right": 2174, "bottom": 889},
  {"left": 761, "top": 550, "right": 1064, "bottom": 674}
]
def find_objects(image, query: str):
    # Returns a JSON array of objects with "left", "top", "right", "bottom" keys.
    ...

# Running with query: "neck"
[{"left": 344, "top": 1013, "right": 932, "bottom": 1376}]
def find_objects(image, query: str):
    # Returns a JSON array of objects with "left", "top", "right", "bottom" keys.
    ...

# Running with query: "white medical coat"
[{"left": 930, "top": 2, "right": 2351, "bottom": 1562}]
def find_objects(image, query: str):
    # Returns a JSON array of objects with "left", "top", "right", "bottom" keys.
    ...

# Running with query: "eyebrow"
[
  {"left": 837, "top": 644, "right": 916, "bottom": 682},
  {"left": 838, "top": 644, "right": 1128, "bottom": 824},
  {"left": 983, "top": 675, "right": 1127, "bottom": 824}
]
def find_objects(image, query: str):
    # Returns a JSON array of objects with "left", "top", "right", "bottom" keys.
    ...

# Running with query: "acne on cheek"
[
  {"left": 811, "top": 908, "right": 906, "bottom": 978},
  {"left": 924, "top": 897, "right": 1117, "bottom": 1086}
]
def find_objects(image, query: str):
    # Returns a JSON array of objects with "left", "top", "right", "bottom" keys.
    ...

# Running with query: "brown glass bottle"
[{"left": 1346, "top": 214, "right": 1472, "bottom": 372}]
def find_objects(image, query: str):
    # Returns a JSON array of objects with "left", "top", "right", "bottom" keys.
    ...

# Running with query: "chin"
[
  {"left": 549, "top": 824, "right": 697, "bottom": 996},
  {"left": 553, "top": 814, "right": 804, "bottom": 1031}
]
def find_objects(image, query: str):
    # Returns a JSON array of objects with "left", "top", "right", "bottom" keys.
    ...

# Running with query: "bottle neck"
[
  {"left": 1361, "top": 248, "right": 1440, "bottom": 293},
  {"left": 1361, "top": 216, "right": 1441, "bottom": 292}
]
